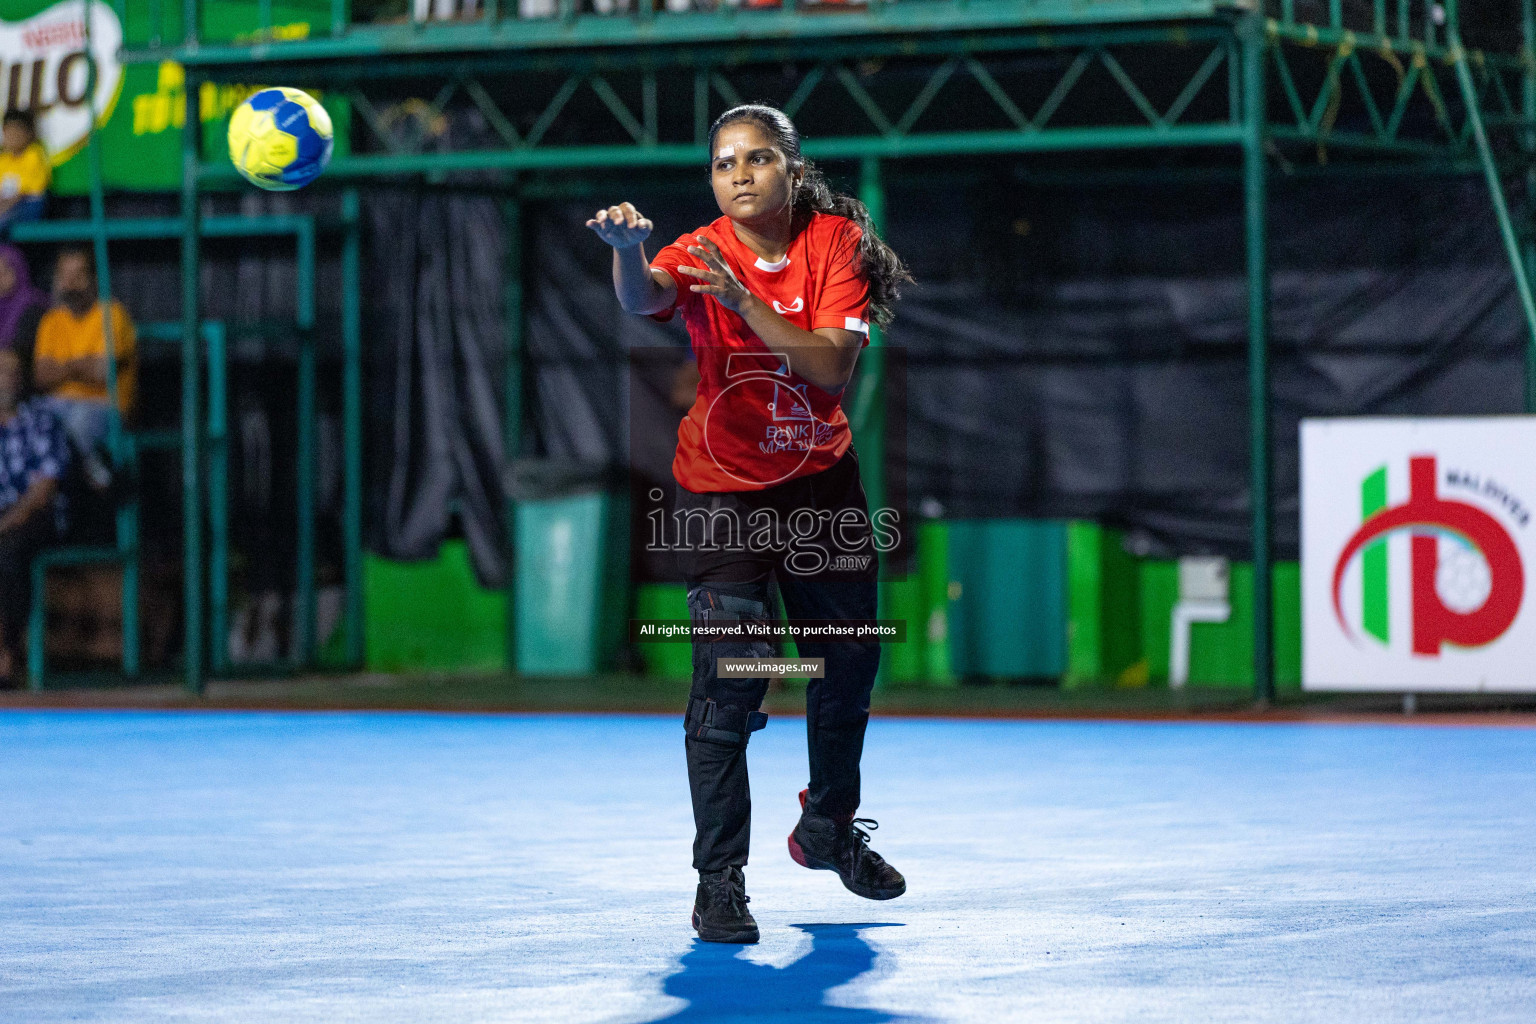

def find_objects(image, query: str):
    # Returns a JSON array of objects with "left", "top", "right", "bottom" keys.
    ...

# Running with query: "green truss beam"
[
  {"left": 147, "top": 22, "right": 1241, "bottom": 85},
  {"left": 1264, "top": 23, "right": 1530, "bottom": 161},
  {"left": 207, "top": 33, "right": 1246, "bottom": 183},
  {"left": 133, "top": 0, "right": 1232, "bottom": 69},
  {"left": 200, "top": 125, "right": 1242, "bottom": 182}
]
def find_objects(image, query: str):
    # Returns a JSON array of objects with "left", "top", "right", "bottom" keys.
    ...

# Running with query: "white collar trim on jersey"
[{"left": 754, "top": 254, "right": 791, "bottom": 272}]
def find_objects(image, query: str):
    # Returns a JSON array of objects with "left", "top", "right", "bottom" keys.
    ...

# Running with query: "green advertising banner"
[{"left": 0, "top": 0, "right": 348, "bottom": 194}]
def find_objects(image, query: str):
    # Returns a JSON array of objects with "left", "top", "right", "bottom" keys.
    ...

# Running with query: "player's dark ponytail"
[{"left": 708, "top": 104, "right": 912, "bottom": 330}]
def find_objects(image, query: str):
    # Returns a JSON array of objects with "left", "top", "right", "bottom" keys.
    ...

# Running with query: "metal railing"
[{"left": 114, "top": 0, "right": 1231, "bottom": 58}]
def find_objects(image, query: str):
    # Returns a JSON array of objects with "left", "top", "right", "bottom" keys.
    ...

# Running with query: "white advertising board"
[{"left": 1302, "top": 417, "right": 1536, "bottom": 691}]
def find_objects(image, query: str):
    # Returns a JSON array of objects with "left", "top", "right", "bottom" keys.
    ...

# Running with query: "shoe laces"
[
  {"left": 847, "top": 818, "right": 887, "bottom": 868},
  {"left": 708, "top": 868, "right": 750, "bottom": 913}
]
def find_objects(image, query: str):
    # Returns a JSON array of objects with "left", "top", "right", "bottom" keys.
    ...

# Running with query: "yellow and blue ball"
[{"left": 228, "top": 87, "right": 333, "bottom": 191}]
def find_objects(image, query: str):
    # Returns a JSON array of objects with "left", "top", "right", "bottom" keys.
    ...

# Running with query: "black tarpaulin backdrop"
[
  {"left": 885, "top": 175, "right": 1524, "bottom": 558},
  {"left": 365, "top": 190, "right": 507, "bottom": 586},
  {"left": 501, "top": 174, "right": 1522, "bottom": 581}
]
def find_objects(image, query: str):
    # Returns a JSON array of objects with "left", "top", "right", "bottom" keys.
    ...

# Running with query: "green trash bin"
[
  {"left": 947, "top": 519, "right": 1068, "bottom": 681},
  {"left": 507, "top": 460, "right": 629, "bottom": 676}
]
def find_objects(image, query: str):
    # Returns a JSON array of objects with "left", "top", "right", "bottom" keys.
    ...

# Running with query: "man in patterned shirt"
[{"left": 0, "top": 347, "right": 67, "bottom": 684}]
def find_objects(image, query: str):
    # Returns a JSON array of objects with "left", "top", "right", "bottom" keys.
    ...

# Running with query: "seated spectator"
[
  {"left": 0, "top": 347, "right": 67, "bottom": 685},
  {"left": 0, "top": 245, "right": 45, "bottom": 388},
  {"left": 0, "top": 112, "right": 48, "bottom": 236},
  {"left": 31, "top": 247, "right": 135, "bottom": 490}
]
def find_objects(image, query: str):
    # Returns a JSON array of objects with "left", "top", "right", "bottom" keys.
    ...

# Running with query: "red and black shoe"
[
  {"left": 787, "top": 789, "right": 906, "bottom": 901},
  {"left": 691, "top": 866, "right": 759, "bottom": 944}
]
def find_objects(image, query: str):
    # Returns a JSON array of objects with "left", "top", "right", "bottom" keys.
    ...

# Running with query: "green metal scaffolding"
[
  {"left": 39, "top": 0, "right": 365, "bottom": 690},
  {"left": 72, "top": 0, "right": 1536, "bottom": 699}
]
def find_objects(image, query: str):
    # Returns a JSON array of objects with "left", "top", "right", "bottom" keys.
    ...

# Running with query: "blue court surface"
[{"left": 2, "top": 710, "right": 1534, "bottom": 1023}]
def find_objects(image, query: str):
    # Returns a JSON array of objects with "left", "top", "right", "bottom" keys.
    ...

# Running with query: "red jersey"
[{"left": 648, "top": 211, "right": 871, "bottom": 493}]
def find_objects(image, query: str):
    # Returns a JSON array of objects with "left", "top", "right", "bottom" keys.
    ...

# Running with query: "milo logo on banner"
[
  {"left": 0, "top": 0, "right": 121, "bottom": 164},
  {"left": 1301, "top": 418, "right": 1536, "bottom": 692}
]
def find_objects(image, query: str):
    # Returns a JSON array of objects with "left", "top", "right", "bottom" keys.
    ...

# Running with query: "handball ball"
[{"left": 228, "top": 87, "right": 333, "bottom": 191}]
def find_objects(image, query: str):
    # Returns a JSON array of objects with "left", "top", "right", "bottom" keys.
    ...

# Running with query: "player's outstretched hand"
[
  {"left": 679, "top": 236, "right": 752, "bottom": 314},
  {"left": 586, "top": 203, "right": 653, "bottom": 249}
]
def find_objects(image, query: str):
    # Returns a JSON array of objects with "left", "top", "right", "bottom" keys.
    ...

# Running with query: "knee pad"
[
  {"left": 687, "top": 584, "right": 776, "bottom": 662},
  {"left": 685, "top": 696, "right": 768, "bottom": 748},
  {"left": 687, "top": 584, "right": 771, "bottom": 630},
  {"left": 686, "top": 584, "right": 775, "bottom": 745}
]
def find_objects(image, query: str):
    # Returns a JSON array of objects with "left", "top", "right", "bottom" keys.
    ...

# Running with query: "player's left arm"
[{"left": 679, "top": 236, "right": 861, "bottom": 392}]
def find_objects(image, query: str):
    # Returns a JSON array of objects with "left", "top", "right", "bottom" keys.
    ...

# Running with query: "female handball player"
[{"left": 587, "top": 104, "right": 912, "bottom": 944}]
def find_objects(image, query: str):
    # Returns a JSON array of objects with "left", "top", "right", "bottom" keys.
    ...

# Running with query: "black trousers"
[{"left": 676, "top": 449, "right": 881, "bottom": 873}]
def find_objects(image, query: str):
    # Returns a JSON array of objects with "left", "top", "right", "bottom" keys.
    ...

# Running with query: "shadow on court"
[{"left": 646, "top": 922, "right": 912, "bottom": 1023}]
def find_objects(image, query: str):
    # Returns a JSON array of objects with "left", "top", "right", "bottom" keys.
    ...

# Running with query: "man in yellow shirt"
[
  {"left": 0, "top": 112, "right": 48, "bottom": 235},
  {"left": 32, "top": 248, "right": 135, "bottom": 489}
]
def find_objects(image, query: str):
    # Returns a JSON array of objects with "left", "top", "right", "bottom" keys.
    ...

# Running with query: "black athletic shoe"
[
  {"left": 691, "top": 866, "right": 760, "bottom": 944},
  {"left": 787, "top": 789, "right": 906, "bottom": 901}
]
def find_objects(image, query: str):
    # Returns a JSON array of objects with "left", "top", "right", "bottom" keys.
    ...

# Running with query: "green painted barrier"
[
  {"left": 1064, "top": 521, "right": 1302, "bottom": 690},
  {"left": 1065, "top": 521, "right": 1143, "bottom": 687},
  {"left": 635, "top": 582, "right": 691, "bottom": 680},
  {"left": 364, "top": 541, "right": 505, "bottom": 672},
  {"left": 880, "top": 576, "right": 925, "bottom": 684},
  {"left": 881, "top": 518, "right": 956, "bottom": 686},
  {"left": 918, "top": 519, "right": 955, "bottom": 684},
  {"left": 1137, "top": 560, "right": 1179, "bottom": 685},
  {"left": 1185, "top": 562, "right": 1301, "bottom": 691}
]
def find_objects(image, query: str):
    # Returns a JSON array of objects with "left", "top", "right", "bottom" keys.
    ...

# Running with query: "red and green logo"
[{"left": 1332, "top": 455, "right": 1524, "bottom": 656}]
